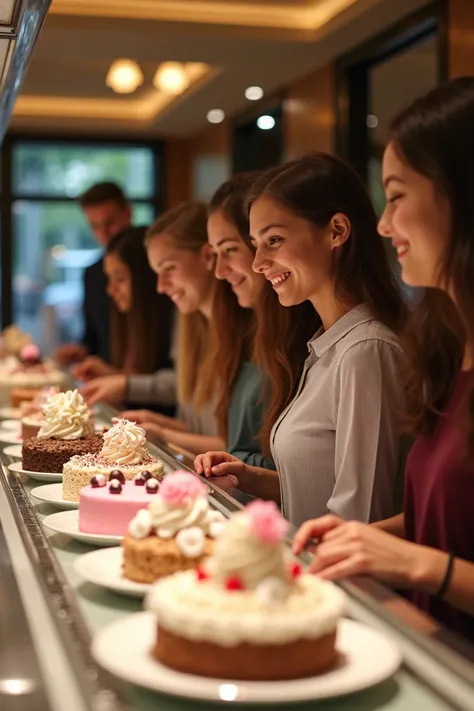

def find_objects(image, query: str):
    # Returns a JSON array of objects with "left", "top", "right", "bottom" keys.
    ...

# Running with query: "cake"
[
  {"left": 0, "top": 325, "right": 32, "bottom": 358},
  {"left": 79, "top": 473, "right": 162, "bottom": 536},
  {"left": 0, "top": 345, "right": 67, "bottom": 404},
  {"left": 123, "top": 471, "right": 225, "bottom": 584},
  {"left": 11, "top": 387, "right": 42, "bottom": 408},
  {"left": 62, "top": 418, "right": 164, "bottom": 502},
  {"left": 22, "top": 389, "right": 100, "bottom": 473},
  {"left": 146, "top": 501, "right": 346, "bottom": 681},
  {"left": 21, "top": 387, "right": 60, "bottom": 439}
]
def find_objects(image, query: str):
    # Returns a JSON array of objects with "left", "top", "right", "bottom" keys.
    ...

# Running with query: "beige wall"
[
  {"left": 283, "top": 63, "right": 335, "bottom": 160},
  {"left": 448, "top": 0, "right": 474, "bottom": 78}
]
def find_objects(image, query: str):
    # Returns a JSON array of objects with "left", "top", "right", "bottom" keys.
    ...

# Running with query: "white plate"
[
  {"left": 0, "top": 430, "right": 22, "bottom": 445},
  {"left": 1, "top": 419, "right": 21, "bottom": 431},
  {"left": 74, "top": 547, "right": 150, "bottom": 598},
  {"left": 92, "top": 613, "right": 401, "bottom": 703},
  {"left": 31, "top": 483, "right": 78, "bottom": 510},
  {"left": 8, "top": 461, "right": 62, "bottom": 482},
  {"left": 42, "top": 510, "right": 122, "bottom": 546},
  {"left": 0, "top": 406, "right": 21, "bottom": 420},
  {"left": 3, "top": 444, "right": 22, "bottom": 458}
]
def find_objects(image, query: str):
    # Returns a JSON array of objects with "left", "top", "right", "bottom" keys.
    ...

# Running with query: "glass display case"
[{"left": 0, "top": 402, "right": 473, "bottom": 711}]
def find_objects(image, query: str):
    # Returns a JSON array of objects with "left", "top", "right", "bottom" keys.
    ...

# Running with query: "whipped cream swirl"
[
  {"left": 38, "top": 389, "right": 91, "bottom": 440},
  {"left": 212, "top": 512, "right": 287, "bottom": 590},
  {"left": 100, "top": 418, "right": 147, "bottom": 465},
  {"left": 148, "top": 495, "right": 222, "bottom": 539}
]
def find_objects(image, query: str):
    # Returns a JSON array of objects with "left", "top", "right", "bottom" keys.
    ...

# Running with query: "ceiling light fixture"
[
  {"left": 257, "top": 115, "right": 275, "bottom": 130},
  {"left": 153, "top": 62, "right": 190, "bottom": 95},
  {"left": 366, "top": 114, "right": 379, "bottom": 129},
  {"left": 207, "top": 109, "right": 225, "bottom": 124},
  {"left": 106, "top": 59, "right": 143, "bottom": 94},
  {"left": 245, "top": 86, "right": 264, "bottom": 101}
]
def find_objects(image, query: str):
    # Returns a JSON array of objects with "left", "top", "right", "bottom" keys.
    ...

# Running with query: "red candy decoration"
[
  {"left": 225, "top": 576, "right": 244, "bottom": 591},
  {"left": 196, "top": 567, "right": 208, "bottom": 582},
  {"left": 289, "top": 562, "right": 302, "bottom": 579}
]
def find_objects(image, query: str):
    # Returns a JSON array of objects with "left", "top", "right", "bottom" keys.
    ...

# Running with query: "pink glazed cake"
[{"left": 79, "top": 471, "right": 161, "bottom": 536}]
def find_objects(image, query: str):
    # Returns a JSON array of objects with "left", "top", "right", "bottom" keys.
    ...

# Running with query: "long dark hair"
[
  {"left": 248, "top": 153, "right": 408, "bottom": 452},
  {"left": 107, "top": 225, "right": 173, "bottom": 374},
  {"left": 388, "top": 77, "right": 474, "bottom": 446},
  {"left": 206, "top": 173, "right": 260, "bottom": 441}
]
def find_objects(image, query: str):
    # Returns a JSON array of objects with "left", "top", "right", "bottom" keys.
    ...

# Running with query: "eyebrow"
[
  {"left": 215, "top": 237, "right": 240, "bottom": 248},
  {"left": 383, "top": 175, "right": 405, "bottom": 189},
  {"left": 259, "top": 223, "right": 287, "bottom": 236}
]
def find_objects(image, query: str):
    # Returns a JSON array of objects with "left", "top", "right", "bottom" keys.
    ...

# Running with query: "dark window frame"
[
  {"left": 335, "top": 0, "right": 448, "bottom": 180},
  {"left": 0, "top": 132, "right": 164, "bottom": 328}
]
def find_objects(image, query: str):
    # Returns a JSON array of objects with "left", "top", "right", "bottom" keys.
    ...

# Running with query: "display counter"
[{"left": 0, "top": 402, "right": 473, "bottom": 711}]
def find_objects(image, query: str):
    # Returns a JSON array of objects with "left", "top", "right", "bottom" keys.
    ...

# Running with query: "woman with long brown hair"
[
  {"left": 75, "top": 226, "right": 174, "bottom": 412},
  {"left": 293, "top": 77, "right": 474, "bottom": 641},
  {"left": 197, "top": 152, "right": 408, "bottom": 526}
]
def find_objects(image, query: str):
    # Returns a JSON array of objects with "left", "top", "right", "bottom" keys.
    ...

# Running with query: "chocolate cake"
[{"left": 22, "top": 434, "right": 102, "bottom": 473}]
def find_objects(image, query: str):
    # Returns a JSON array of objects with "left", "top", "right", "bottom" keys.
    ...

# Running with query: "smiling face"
[
  {"left": 249, "top": 195, "right": 337, "bottom": 307},
  {"left": 147, "top": 234, "right": 214, "bottom": 316},
  {"left": 104, "top": 252, "right": 132, "bottom": 313},
  {"left": 207, "top": 209, "right": 263, "bottom": 308},
  {"left": 378, "top": 142, "right": 451, "bottom": 289}
]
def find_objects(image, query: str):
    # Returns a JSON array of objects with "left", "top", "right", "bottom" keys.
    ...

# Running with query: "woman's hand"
[
  {"left": 80, "top": 374, "right": 127, "bottom": 406},
  {"left": 293, "top": 517, "right": 445, "bottom": 590},
  {"left": 194, "top": 451, "right": 252, "bottom": 481},
  {"left": 120, "top": 409, "right": 158, "bottom": 425},
  {"left": 72, "top": 356, "right": 117, "bottom": 382},
  {"left": 138, "top": 422, "right": 166, "bottom": 443},
  {"left": 54, "top": 343, "right": 88, "bottom": 367}
]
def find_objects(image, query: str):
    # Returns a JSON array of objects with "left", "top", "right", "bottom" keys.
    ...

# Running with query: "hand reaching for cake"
[
  {"left": 80, "top": 374, "right": 127, "bottom": 406},
  {"left": 72, "top": 356, "right": 118, "bottom": 382},
  {"left": 194, "top": 451, "right": 251, "bottom": 480}
]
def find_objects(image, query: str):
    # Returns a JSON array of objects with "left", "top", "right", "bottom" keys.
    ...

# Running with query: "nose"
[
  {"left": 378, "top": 206, "right": 392, "bottom": 239},
  {"left": 252, "top": 247, "right": 271, "bottom": 274},
  {"left": 214, "top": 253, "right": 231, "bottom": 280},
  {"left": 157, "top": 273, "right": 167, "bottom": 294}
]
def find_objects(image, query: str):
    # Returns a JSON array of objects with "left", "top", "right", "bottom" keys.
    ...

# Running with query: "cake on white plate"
[
  {"left": 62, "top": 418, "right": 164, "bottom": 502},
  {"left": 146, "top": 500, "right": 347, "bottom": 681},
  {"left": 0, "top": 344, "right": 67, "bottom": 405}
]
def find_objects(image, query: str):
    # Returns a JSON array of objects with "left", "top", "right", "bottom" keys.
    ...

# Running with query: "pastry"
[
  {"left": 123, "top": 471, "right": 225, "bottom": 584},
  {"left": 22, "top": 389, "right": 100, "bottom": 473},
  {"left": 146, "top": 500, "right": 346, "bottom": 681},
  {"left": 62, "top": 418, "right": 164, "bottom": 502}
]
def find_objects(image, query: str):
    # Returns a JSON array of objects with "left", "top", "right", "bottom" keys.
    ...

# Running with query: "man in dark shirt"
[{"left": 55, "top": 182, "right": 132, "bottom": 366}]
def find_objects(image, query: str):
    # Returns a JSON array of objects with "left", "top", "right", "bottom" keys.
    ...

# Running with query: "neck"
[
  {"left": 199, "top": 290, "right": 213, "bottom": 321},
  {"left": 309, "top": 282, "right": 358, "bottom": 332},
  {"left": 462, "top": 345, "right": 473, "bottom": 371}
]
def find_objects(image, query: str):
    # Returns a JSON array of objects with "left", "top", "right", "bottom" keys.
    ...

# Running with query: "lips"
[
  {"left": 393, "top": 241, "right": 409, "bottom": 259},
  {"left": 228, "top": 277, "right": 245, "bottom": 290},
  {"left": 268, "top": 272, "right": 291, "bottom": 288}
]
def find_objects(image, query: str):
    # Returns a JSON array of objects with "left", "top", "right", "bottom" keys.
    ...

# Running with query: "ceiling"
[{"left": 11, "top": 0, "right": 432, "bottom": 138}]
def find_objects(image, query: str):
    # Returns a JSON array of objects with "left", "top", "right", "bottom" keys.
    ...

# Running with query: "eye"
[
  {"left": 387, "top": 194, "right": 403, "bottom": 205},
  {"left": 224, "top": 247, "right": 238, "bottom": 255},
  {"left": 268, "top": 236, "right": 283, "bottom": 247}
]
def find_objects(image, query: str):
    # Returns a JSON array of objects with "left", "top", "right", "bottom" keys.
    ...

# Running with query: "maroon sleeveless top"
[{"left": 404, "top": 370, "right": 474, "bottom": 641}]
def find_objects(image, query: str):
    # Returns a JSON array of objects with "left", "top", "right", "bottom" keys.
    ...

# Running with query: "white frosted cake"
[{"left": 146, "top": 500, "right": 346, "bottom": 681}]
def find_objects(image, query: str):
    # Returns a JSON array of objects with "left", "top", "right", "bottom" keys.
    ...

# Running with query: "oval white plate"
[
  {"left": 8, "top": 461, "right": 62, "bottom": 482},
  {"left": 92, "top": 613, "right": 401, "bottom": 703},
  {"left": 42, "top": 510, "right": 122, "bottom": 547},
  {"left": 3, "top": 444, "right": 22, "bottom": 458},
  {"left": 0, "top": 407, "right": 21, "bottom": 420},
  {"left": 1, "top": 419, "right": 21, "bottom": 431},
  {"left": 0, "top": 430, "right": 22, "bottom": 445},
  {"left": 74, "top": 547, "right": 150, "bottom": 597},
  {"left": 31, "top": 483, "right": 78, "bottom": 510}
]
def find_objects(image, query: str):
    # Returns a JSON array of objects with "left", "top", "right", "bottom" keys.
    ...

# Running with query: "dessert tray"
[
  {"left": 74, "top": 547, "right": 151, "bottom": 598},
  {"left": 92, "top": 612, "right": 402, "bottom": 703},
  {"left": 3, "top": 444, "right": 22, "bottom": 458},
  {"left": 43, "top": 510, "right": 123, "bottom": 546}
]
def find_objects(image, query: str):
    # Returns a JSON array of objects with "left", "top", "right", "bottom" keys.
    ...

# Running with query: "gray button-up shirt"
[{"left": 271, "top": 304, "right": 406, "bottom": 527}]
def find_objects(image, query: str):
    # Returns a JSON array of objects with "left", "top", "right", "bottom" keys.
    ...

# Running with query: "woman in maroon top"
[{"left": 293, "top": 77, "right": 474, "bottom": 641}]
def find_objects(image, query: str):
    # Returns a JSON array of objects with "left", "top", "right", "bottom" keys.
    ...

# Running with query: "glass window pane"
[{"left": 13, "top": 143, "right": 156, "bottom": 199}]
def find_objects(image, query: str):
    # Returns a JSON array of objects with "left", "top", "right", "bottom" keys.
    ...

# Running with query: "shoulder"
[
  {"left": 336, "top": 321, "right": 404, "bottom": 374},
  {"left": 84, "top": 258, "right": 105, "bottom": 284}
]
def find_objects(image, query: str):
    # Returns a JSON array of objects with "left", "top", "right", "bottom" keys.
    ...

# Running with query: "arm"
[
  {"left": 372, "top": 513, "right": 405, "bottom": 537},
  {"left": 230, "top": 449, "right": 276, "bottom": 471},
  {"left": 126, "top": 369, "right": 177, "bottom": 407},
  {"left": 194, "top": 451, "right": 281, "bottom": 502},
  {"left": 120, "top": 409, "right": 188, "bottom": 433},
  {"left": 161, "top": 429, "right": 224, "bottom": 457},
  {"left": 330, "top": 340, "right": 405, "bottom": 522}
]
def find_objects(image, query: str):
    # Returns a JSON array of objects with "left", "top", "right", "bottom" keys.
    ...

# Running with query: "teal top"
[{"left": 227, "top": 361, "right": 276, "bottom": 470}]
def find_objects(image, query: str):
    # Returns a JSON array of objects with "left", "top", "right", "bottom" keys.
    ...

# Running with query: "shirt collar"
[{"left": 308, "top": 304, "right": 375, "bottom": 358}]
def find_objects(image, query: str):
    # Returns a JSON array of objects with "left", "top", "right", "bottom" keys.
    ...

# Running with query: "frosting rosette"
[
  {"left": 100, "top": 418, "right": 147, "bottom": 465},
  {"left": 37, "top": 389, "right": 91, "bottom": 440}
]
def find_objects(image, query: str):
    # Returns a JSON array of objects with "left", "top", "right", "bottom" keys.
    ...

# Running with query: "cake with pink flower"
[
  {"left": 0, "top": 344, "right": 67, "bottom": 405},
  {"left": 122, "top": 471, "right": 226, "bottom": 584},
  {"left": 146, "top": 500, "right": 346, "bottom": 681}
]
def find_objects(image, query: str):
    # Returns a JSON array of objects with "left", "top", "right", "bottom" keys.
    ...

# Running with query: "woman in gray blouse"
[{"left": 196, "top": 152, "right": 408, "bottom": 527}]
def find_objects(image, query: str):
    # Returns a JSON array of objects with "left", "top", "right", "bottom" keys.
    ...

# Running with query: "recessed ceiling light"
[
  {"left": 154, "top": 62, "right": 190, "bottom": 95},
  {"left": 207, "top": 109, "right": 225, "bottom": 124},
  {"left": 106, "top": 59, "right": 143, "bottom": 94},
  {"left": 245, "top": 86, "right": 264, "bottom": 101},
  {"left": 366, "top": 114, "right": 379, "bottom": 129},
  {"left": 257, "top": 115, "right": 275, "bottom": 130}
]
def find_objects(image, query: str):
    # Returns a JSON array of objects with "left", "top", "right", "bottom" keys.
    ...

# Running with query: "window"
[{"left": 1, "top": 139, "right": 161, "bottom": 351}]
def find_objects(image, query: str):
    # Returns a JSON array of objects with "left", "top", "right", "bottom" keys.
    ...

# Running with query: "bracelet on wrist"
[{"left": 435, "top": 551, "right": 455, "bottom": 600}]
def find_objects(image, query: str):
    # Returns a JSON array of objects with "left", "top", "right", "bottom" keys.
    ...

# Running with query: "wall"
[
  {"left": 448, "top": 0, "right": 474, "bottom": 78},
  {"left": 283, "top": 63, "right": 335, "bottom": 160}
]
